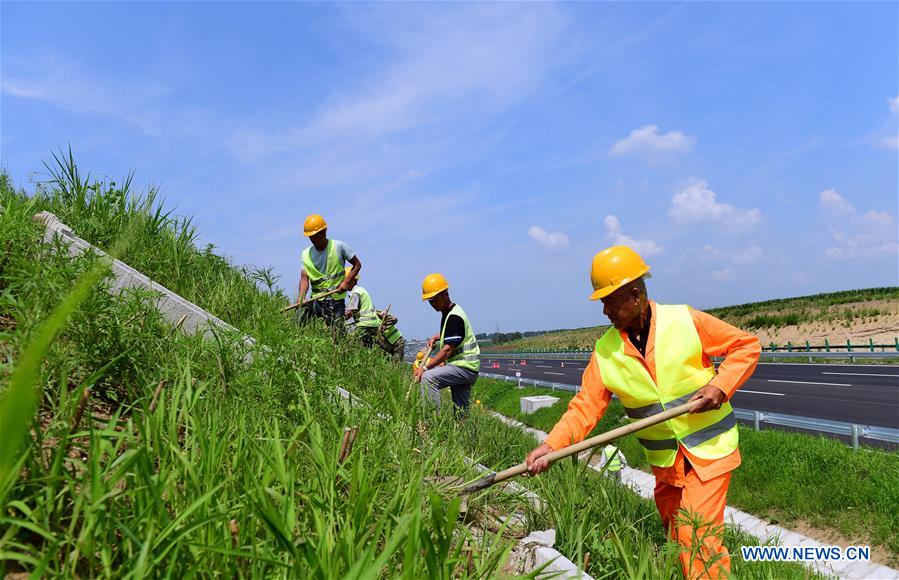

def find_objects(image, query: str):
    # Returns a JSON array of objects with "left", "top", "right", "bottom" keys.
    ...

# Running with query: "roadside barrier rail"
[
  {"left": 478, "top": 372, "right": 899, "bottom": 450},
  {"left": 481, "top": 350, "right": 899, "bottom": 362}
]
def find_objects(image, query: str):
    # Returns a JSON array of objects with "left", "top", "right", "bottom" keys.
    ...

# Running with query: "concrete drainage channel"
[{"left": 36, "top": 213, "right": 593, "bottom": 579}]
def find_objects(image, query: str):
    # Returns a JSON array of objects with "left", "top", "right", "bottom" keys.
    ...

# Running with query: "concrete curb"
[
  {"left": 487, "top": 410, "right": 899, "bottom": 579},
  {"left": 34, "top": 211, "right": 256, "bottom": 350}
]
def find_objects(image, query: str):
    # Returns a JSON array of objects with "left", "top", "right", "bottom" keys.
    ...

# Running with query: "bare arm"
[
  {"left": 338, "top": 255, "right": 362, "bottom": 293},
  {"left": 298, "top": 269, "right": 309, "bottom": 303}
]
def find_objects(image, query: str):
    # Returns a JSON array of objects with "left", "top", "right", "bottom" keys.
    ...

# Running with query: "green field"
[{"left": 0, "top": 156, "right": 831, "bottom": 577}]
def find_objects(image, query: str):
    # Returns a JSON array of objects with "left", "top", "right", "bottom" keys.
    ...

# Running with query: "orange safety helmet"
[
  {"left": 589, "top": 246, "right": 650, "bottom": 300},
  {"left": 303, "top": 214, "right": 327, "bottom": 237},
  {"left": 421, "top": 273, "right": 449, "bottom": 301}
]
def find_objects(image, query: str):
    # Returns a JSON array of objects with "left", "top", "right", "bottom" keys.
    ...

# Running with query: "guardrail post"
[
  {"left": 824, "top": 338, "right": 830, "bottom": 352},
  {"left": 895, "top": 337, "right": 898, "bottom": 352},
  {"left": 869, "top": 338, "right": 874, "bottom": 352},
  {"left": 552, "top": 382, "right": 556, "bottom": 391},
  {"left": 753, "top": 411, "right": 761, "bottom": 431},
  {"left": 851, "top": 424, "right": 860, "bottom": 450},
  {"left": 846, "top": 338, "right": 852, "bottom": 353}
]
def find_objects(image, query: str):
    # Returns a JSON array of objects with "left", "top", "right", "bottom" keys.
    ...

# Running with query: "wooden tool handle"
[
  {"left": 281, "top": 287, "right": 342, "bottom": 312},
  {"left": 463, "top": 400, "right": 699, "bottom": 494}
]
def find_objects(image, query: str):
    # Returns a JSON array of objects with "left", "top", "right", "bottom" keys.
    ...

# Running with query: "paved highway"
[{"left": 481, "top": 356, "right": 899, "bottom": 428}]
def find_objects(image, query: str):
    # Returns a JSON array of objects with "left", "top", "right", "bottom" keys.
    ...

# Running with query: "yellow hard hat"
[
  {"left": 421, "top": 273, "right": 449, "bottom": 301},
  {"left": 416, "top": 351, "right": 424, "bottom": 360},
  {"left": 303, "top": 214, "right": 327, "bottom": 237},
  {"left": 589, "top": 245, "right": 650, "bottom": 301},
  {"left": 344, "top": 266, "right": 359, "bottom": 280}
]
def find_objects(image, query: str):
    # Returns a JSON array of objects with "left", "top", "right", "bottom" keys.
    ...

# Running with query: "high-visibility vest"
[
  {"left": 602, "top": 445, "right": 622, "bottom": 472},
  {"left": 383, "top": 322, "right": 403, "bottom": 345},
  {"left": 439, "top": 305, "right": 480, "bottom": 372},
  {"left": 594, "top": 304, "right": 738, "bottom": 468},
  {"left": 301, "top": 240, "right": 346, "bottom": 300},
  {"left": 348, "top": 286, "right": 380, "bottom": 328}
]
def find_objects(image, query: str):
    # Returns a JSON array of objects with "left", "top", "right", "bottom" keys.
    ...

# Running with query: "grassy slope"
[
  {"left": 472, "top": 377, "right": 899, "bottom": 561},
  {"left": 0, "top": 159, "right": 820, "bottom": 579},
  {"left": 487, "top": 288, "right": 899, "bottom": 352}
]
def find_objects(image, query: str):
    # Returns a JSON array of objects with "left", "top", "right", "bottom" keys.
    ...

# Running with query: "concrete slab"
[{"left": 521, "top": 395, "right": 560, "bottom": 415}]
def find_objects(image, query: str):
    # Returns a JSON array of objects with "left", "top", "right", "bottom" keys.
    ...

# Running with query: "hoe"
[{"left": 460, "top": 400, "right": 700, "bottom": 495}]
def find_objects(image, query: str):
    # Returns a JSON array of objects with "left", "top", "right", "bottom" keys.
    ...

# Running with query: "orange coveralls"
[{"left": 545, "top": 301, "right": 760, "bottom": 579}]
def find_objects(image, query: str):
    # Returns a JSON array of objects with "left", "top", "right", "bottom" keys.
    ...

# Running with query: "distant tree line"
[{"left": 475, "top": 330, "right": 551, "bottom": 344}]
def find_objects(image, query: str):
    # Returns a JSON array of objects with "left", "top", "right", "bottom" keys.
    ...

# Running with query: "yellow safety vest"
[
  {"left": 594, "top": 304, "right": 738, "bottom": 468},
  {"left": 301, "top": 240, "right": 346, "bottom": 300}
]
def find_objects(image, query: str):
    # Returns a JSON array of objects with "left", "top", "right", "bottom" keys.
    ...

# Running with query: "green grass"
[
  {"left": 0, "top": 153, "right": 860, "bottom": 578},
  {"left": 473, "top": 376, "right": 899, "bottom": 563}
]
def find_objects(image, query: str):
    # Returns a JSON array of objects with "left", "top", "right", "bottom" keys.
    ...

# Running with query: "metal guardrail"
[
  {"left": 479, "top": 372, "right": 899, "bottom": 449},
  {"left": 482, "top": 351, "right": 899, "bottom": 362}
]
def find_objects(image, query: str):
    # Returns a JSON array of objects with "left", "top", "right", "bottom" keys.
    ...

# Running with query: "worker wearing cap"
[
  {"left": 413, "top": 273, "right": 480, "bottom": 412},
  {"left": 524, "top": 246, "right": 760, "bottom": 579},
  {"left": 344, "top": 267, "right": 380, "bottom": 347},
  {"left": 298, "top": 214, "right": 361, "bottom": 326}
]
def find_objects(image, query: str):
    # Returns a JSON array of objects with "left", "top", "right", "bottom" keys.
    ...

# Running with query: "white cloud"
[
  {"left": 0, "top": 53, "right": 198, "bottom": 138},
  {"left": 711, "top": 268, "right": 733, "bottom": 281},
  {"left": 889, "top": 96, "right": 899, "bottom": 114},
  {"left": 668, "top": 178, "right": 762, "bottom": 230},
  {"left": 230, "top": 4, "right": 568, "bottom": 161},
  {"left": 818, "top": 189, "right": 898, "bottom": 259},
  {"left": 528, "top": 226, "right": 570, "bottom": 251},
  {"left": 610, "top": 124, "right": 695, "bottom": 157},
  {"left": 603, "top": 215, "right": 664, "bottom": 256}
]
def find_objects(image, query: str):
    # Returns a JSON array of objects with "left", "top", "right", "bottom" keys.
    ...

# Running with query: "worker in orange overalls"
[{"left": 525, "top": 245, "right": 760, "bottom": 579}]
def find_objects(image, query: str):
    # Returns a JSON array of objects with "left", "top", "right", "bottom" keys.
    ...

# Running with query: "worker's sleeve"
[
  {"left": 338, "top": 240, "right": 356, "bottom": 263},
  {"left": 691, "top": 308, "right": 761, "bottom": 399},
  {"left": 442, "top": 315, "right": 464, "bottom": 347},
  {"left": 346, "top": 292, "right": 360, "bottom": 313},
  {"left": 544, "top": 353, "right": 612, "bottom": 451}
]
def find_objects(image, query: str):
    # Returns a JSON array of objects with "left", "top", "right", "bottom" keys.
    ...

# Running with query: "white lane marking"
[
  {"left": 536, "top": 365, "right": 554, "bottom": 368},
  {"left": 767, "top": 379, "right": 851, "bottom": 387},
  {"left": 821, "top": 372, "right": 899, "bottom": 378},
  {"left": 737, "top": 390, "right": 786, "bottom": 396},
  {"left": 545, "top": 372, "right": 567, "bottom": 376}
]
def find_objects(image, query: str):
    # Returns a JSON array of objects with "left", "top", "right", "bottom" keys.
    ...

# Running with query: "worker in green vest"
[
  {"left": 378, "top": 311, "right": 406, "bottom": 362},
  {"left": 344, "top": 268, "right": 380, "bottom": 347},
  {"left": 524, "top": 245, "right": 760, "bottom": 579},
  {"left": 298, "top": 214, "right": 360, "bottom": 327},
  {"left": 344, "top": 268, "right": 406, "bottom": 361},
  {"left": 600, "top": 444, "right": 624, "bottom": 483},
  {"left": 413, "top": 273, "right": 480, "bottom": 413}
]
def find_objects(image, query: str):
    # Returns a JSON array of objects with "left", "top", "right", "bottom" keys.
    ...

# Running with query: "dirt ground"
[{"left": 751, "top": 300, "right": 898, "bottom": 346}]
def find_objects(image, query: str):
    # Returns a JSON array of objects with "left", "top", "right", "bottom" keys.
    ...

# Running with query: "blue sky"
[{"left": 2, "top": 2, "right": 897, "bottom": 338}]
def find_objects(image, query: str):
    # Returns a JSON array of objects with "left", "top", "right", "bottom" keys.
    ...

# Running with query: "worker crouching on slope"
[
  {"left": 524, "top": 246, "right": 760, "bottom": 579},
  {"left": 413, "top": 273, "right": 480, "bottom": 413},
  {"left": 344, "top": 268, "right": 380, "bottom": 347},
  {"left": 297, "top": 214, "right": 361, "bottom": 327}
]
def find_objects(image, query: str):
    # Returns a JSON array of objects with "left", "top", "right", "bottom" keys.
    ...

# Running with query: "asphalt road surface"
[{"left": 480, "top": 356, "right": 899, "bottom": 429}]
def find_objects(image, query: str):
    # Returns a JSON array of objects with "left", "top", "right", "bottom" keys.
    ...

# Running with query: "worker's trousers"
[
  {"left": 654, "top": 469, "right": 731, "bottom": 579},
  {"left": 420, "top": 365, "right": 476, "bottom": 412}
]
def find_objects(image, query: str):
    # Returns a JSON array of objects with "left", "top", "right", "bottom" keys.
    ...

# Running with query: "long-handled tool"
[
  {"left": 281, "top": 287, "right": 342, "bottom": 313},
  {"left": 460, "top": 400, "right": 699, "bottom": 495},
  {"left": 377, "top": 304, "right": 392, "bottom": 334}
]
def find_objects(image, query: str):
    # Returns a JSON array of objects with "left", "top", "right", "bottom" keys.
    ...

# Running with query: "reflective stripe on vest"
[
  {"left": 383, "top": 324, "right": 402, "bottom": 344},
  {"left": 301, "top": 240, "right": 347, "bottom": 300},
  {"left": 439, "top": 304, "right": 480, "bottom": 372},
  {"left": 349, "top": 287, "right": 380, "bottom": 328},
  {"left": 594, "top": 304, "right": 738, "bottom": 468}
]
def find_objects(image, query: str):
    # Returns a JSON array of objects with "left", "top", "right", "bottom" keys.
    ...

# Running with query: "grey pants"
[{"left": 420, "top": 365, "right": 477, "bottom": 411}]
